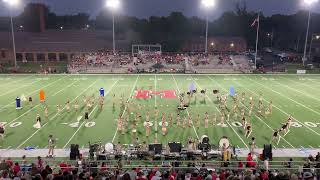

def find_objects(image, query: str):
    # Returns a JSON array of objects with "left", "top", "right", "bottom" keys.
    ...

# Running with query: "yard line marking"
[
  {"left": 6, "top": 146, "right": 11, "bottom": 150},
  {"left": 236, "top": 145, "right": 240, "bottom": 149},
  {"left": 154, "top": 74, "right": 157, "bottom": 107},
  {"left": 207, "top": 76, "right": 294, "bottom": 148},
  {"left": 63, "top": 105, "right": 98, "bottom": 148},
  {"left": 309, "top": 145, "right": 314, "bottom": 149},
  {"left": 269, "top": 76, "right": 320, "bottom": 103},
  {"left": 301, "top": 146, "right": 304, "bottom": 149},
  {"left": 63, "top": 79, "right": 119, "bottom": 148},
  {"left": 0, "top": 79, "right": 42, "bottom": 97},
  {"left": 172, "top": 75, "right": 199, "bottom": 140},
  {"left": 279, "top": 76, "right": 320, "bottom": 92},
  {"left": 111, "top": 75, "right": 139, "bottom": 143},
  {"left": 0, "top": 75, "right": 34, "bottom": 87},
  {"left": 17, "top": 79, "right": 99, "bottom": 149},
  {"left": 4, "top": 76, "right": 70, "bottom": 127},
  {"left": 52, "top": 80, "right": 79, "bottom": 96},
  {"left": 0, "top": 75, "right": 68, "bottom": 111},
  {"left": 282, "top": 145, "right": 285, "bottom": 148},
  {"left": 245, "top": 76, "right": 320, "bottom": 137},
  {"left": 191, "top": 76, "right": 248, "bottom": 149}
]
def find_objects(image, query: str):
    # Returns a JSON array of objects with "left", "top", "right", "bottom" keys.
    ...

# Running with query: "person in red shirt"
[
  {"left": 219, "top": 170, "right": 226, "bottom": 180},
  {"left": 59, "top": 161, "right": 68, "bottom": 172},
  {"left": 13, "top": 162, "right": 21, "bottom": 175}
]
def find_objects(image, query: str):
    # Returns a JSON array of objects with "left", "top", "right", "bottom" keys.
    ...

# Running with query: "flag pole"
[{"left": 254, "top": 13, "right": 260, "bottom": 69}]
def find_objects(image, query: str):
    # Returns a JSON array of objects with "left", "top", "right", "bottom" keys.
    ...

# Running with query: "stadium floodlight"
[
  {"left": 304, "top": 0, "right": 319, "bottom": 6},
  {"left": 302, "top": 0, "right": 318, "bottom": 65},
  {"left": 316, "top": 35, "right": 320, "bottom": 39},
  {"left": 106, "top": 0, "right": 120, "bottom": 55},
  {"left": 201, "top": 0, "right": 215, "bottom": 54},
  {"left": 201, "top": 0, "right": 215, "bottom": 8},
  {"left": 230, "top": 43, "right": 234, "bottom": 47},
  {"left": 106, "top": 0, "right": 120, "bottom": 10},
  {"left": 3, "top": 0, "right": 19, "bottom": 69},
  {"left": 3, "top": 0, "right": 19, "bottom": 6}
]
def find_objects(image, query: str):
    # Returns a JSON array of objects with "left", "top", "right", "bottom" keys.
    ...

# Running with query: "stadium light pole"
[
  {"left": 309, "top": 34, "right": 320, "bottom": 59},
  {"left": 302, "top": 0, "right": 318, "bottom": 66},
  {"left": 3, "top": 0, "right": 19, "bottom": 69},
  {"left": 106, "top": 0, "right": 120, "bottom": 55},
  {"left": 201, "top": 0, "right": 214, "bottom": 54}
]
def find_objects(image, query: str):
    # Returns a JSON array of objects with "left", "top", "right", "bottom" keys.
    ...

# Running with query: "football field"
[{"left": 0, "top": 74, "right": 320, "bottom": 150}]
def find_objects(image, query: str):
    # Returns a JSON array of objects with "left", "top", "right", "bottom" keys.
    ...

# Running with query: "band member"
[
  {"left": 168, "top": 113, "right": 173, "bottom": 126},
  {"left": 132, "top": 121, "right": 137, "bottom": 140},
  {"left": 176, "top": 114, "right": 181, "bottom": 127},
  {"left": 66, "top": 101, "right": 70, "bottom": 112},
  {"left": 44, "top": 107, "right": 48, "bottom": 118},
  {"left": 188, "top": 114, "right": 192, "bottom": 127},
  {"left": 245, "top": 123, "right": 252, "bottom": 138},
  {"left": 280, "top": 123, "right": 289, "bottom": 135},
  {"left": 242, "top": 116, "right": 247, "bottom": 129},
  {"left": 212, "top": 113, "right": 216, "bottom": 126},
  {"left": 74, "top": 100, "right": 79, "bottom": 111},
  {"left": 56, "top": 105, "right": 61, "bottom": 115},
  {"left": 249, "top": 137, "right": 256, "bottom": 154},
  {"left": 116, "top": 142, "right": 122, "bottom": 154},
  {"left": 272, "top": 129, "right": 280, "bottom": 144},
  {"left": 118, "top": 116, "right": 124, "bottom": 135},
  {"left": 249, "top": 106, "right": 253, "bottom": 116},
  {"left": 258, "top": 100, "right": 263, "bottom": 114},
  {"left": 28, "top": 96, "right": 33, "bottom": 106},
  {"left": 33, "top": 114, "right": 41, "bottom": 129},
  {"left": 287, "top": 115, "right": 293, "bottom": 129},
  {"left": 146, "top": 120, "right": 151, "bottom": 137},
  {"left": 48, "top": 135, "right": 55, "bottom": 157},
  {"left": 196, "top": 114, "right": 201, "bottom": 128},
  {"left": 182, "top": 117, "right": 187, "bottom": 129},
  {"left": 187, "top": 137, "right": 195, "bottom": 152},
  {"left": 204, "top": 112, "right": 209, "bottom": 128},
  {"left": 0, "top": 123, "right": 4, "bottom": 140},
  {"left": 241, "top": 92, "right": 245, "bottom": 104},
  {"left": 241, "top": 108, "right": 245, "bottom": 119},
  {"left": 269, "top": 101, "right": 273, "bottom": 114},
  {"left": 99, "top": 97, "right": 104, "bottom": 109},
  {"left": 84, "top": 111, "right": 89, "bottom": 120},
  {"left": 161, "top": 120, "right": 167, "bottom": 136},
  {"left": 249, "top": 96, "right": 253, "bottom": 107},
  {"left": 220, "top": 113, "right": 225, "bottom": 126}
]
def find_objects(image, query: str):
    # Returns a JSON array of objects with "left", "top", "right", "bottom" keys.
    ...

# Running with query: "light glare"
[
  {"left": 3, "top": 0, "right": 19, "bottom": 6},
  {"left": 304, "top": 0, "right": 319, "bottom": 5},
  {"left": 106, "top": 0, "right": 120, "bottom": 9},
  {"left": 201, "top": 0, "right": 214, "bottom": 8}
]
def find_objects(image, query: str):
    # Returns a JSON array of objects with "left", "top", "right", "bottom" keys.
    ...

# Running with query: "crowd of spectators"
[{"left": 0, "top": 152, "right": 319, "bottom": 180}]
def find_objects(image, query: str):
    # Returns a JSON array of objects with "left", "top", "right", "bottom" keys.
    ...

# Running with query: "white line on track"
[
  {"left": 111, "top": 75, "right": 139, "bottom": 143},
  {"left": 63, "top": 79, "right": 120, "bottom": 148},
  {"left": 245, "top": 76, "right": 320, "bottom": 137},
  {"left": 209, "top": 76, "right": 294, "bottom": 148},
  {"left": 191, "top": 75, "right": 248, "bottom": 149},
  {"left": 17, "top": 79, "right": 99, "bottom": 149},
  {"left": 172, "top": 75, "right": 199, "bottom": 140},
  {"left": 52, "top": 80, "right": 79, "bottom": 96},
  {"left": 0, "top": 76, "right": 68, "bottom": 111}
]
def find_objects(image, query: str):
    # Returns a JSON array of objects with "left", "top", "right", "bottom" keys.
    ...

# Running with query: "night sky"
[{"left": 0, "top": 0, "right": 319, "bottom": 19}]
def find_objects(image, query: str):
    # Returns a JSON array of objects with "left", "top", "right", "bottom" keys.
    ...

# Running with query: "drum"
[{"left": 105, "top": 143, "right": 114, "bottom": 153}]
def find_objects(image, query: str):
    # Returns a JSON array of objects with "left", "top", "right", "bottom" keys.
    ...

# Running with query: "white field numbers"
[{"left": 68, "top": 121, "right": 96, "bottom": 128}]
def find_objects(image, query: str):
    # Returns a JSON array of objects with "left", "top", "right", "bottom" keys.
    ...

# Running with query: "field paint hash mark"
[
  {"left": 63, "top": 79, "right": 120, "bottom": 148},
  {"left": 17, "top": 79, "right": 99, "bottom": 149},
  {"left": 52, "top": 80, "right": 79, "bottom": 96},
  {"left": 191, "top": 75, "right": 248, "bottom": 149},
  {"left": 245, "top": 76, "right": 320, "bottom": 137},
  {"left": 111, "top": 75, "right": 140, "bottom": 143},
  {"left": 172, "top": 75, "right": 199, "bottom": 140},
  {"left": 209, "top": 76, "right": 294, "bottom": 148}
]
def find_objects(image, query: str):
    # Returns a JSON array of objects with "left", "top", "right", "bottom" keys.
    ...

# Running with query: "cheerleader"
[
  {"left": 220, "top": 113, "right": 225, "bottom": 126},
  {"left": 168, "top": 113, "right": 173, "bottom": 126},
  {"left": 0, "top": 123, "right": 5, "bottom": 140},
  {"left": 196, "top": 114, "right": 201, "bottom": 128},
  {"left": 188, "top": 114, "right": 192, "bottom": 127},
  {"left": 272, "top": 129, "right": 280, "bottom": 145},
  {"left": 66, "top": 101, "right": 70, "bottom": 112},
  {"left": 161, "top": 120, "right": 167, "bottom": 136},
  {"left": 242, "top": 116, "right": 247, "bottom": 130},
  {"left": 146, "top": 121, "right": 151, "bottom": 137},
  {"left": 28, "top": 96, "right": 33, "bottom": 106},
  {"left": 182, "top": 117, "right": 187, "bottom": 129},
  {"left": 56, "top": 105, "right": 61, "bottom": 115}
]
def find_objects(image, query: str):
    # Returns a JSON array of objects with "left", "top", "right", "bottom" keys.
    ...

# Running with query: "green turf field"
[{"left": 0, "top": 74, "right": 320, "bottom": 150}]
